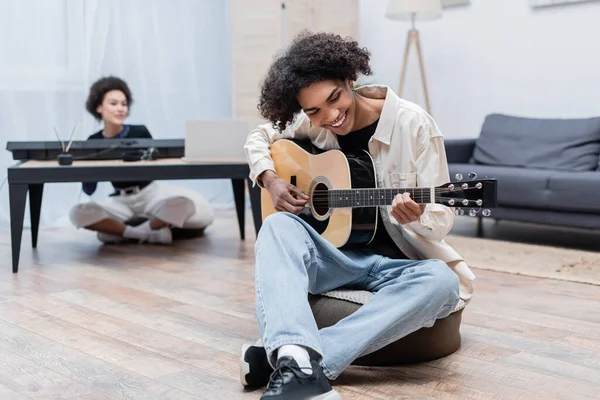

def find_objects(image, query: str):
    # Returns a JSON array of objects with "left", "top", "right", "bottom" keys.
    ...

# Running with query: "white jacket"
[{"left": 244, "top": 85, "right": 475, "bottom": 311}]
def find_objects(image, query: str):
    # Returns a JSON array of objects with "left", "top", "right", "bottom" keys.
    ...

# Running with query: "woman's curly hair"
[
  {"left": 258, "top": 31, "right": 372, "bottom": 132},
  {"left": 85, "top": 76, "right": 133, "bottom": 120}
]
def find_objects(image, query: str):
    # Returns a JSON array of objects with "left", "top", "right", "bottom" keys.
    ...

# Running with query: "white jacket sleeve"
[
  {"left": 244, "top": 113, "right": 324, "bottom": 187},
  {"left": 406, "top": 131, "right": 455, "bottom": 241},
  {"left": 244, "top": 122, "right": 282, "bottom": 187}
]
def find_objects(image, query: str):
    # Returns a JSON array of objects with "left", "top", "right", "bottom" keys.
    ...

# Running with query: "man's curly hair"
[
  {"left": 258, "top": 31, "right": 372, "bottom": 132},
  {"left": 85, "top": 76, "right": 133, "bottom": 120}
]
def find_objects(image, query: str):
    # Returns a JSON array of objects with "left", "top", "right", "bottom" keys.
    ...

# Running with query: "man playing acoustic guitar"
[{"left": 241, "top": 31, "right": 476, "bottom": 400}]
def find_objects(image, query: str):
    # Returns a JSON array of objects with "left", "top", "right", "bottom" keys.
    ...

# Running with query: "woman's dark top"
[{"left": 82, "top": 124, "right": 153, "bottom": 196}]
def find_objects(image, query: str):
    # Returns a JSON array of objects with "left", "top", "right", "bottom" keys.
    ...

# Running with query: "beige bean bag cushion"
[{"left": 309, "top": 290, "right": 464, "bottom": 366}]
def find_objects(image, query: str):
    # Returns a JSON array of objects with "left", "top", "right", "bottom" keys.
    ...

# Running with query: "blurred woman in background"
[{"left": 69, "top": 76, "right": 214, "bottom": 244}]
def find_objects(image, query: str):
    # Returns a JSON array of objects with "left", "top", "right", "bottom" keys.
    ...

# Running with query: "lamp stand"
[{"left": 398, "top": 15, "right": 431, "bottom": 114}]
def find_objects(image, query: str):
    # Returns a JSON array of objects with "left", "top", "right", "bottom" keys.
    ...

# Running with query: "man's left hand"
[{"left": 391, "top": 193, "right": 426, "bottom": 224}]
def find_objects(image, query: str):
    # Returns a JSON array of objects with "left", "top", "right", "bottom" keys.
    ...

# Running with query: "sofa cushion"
[
  {"left": 450, "top": 164, "right": 600, "bottom": 213},
  {"left": 547, "top": 171, "right": 600, "bottom": 213},
  {"left": 449, "top": 164, "right": 553, "bottom": 209},
  {"left": 471, "top": 114, "right": 600, "bottom": 171}
]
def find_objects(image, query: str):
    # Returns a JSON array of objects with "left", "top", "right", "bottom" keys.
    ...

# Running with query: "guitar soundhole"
[{"left": 311, "top": 182, "right": 330, "bottom": 218}]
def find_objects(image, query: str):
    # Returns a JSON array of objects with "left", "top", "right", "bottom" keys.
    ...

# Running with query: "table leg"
[
  {"left": 231, "top": 179, "right": 245, "bottom": 240},
  {"left": 9, "top": 183, "right": 28, "bottom": 273},
  {"left": 247, "top": 178, "right": 262, "bottom": 235},
  {"left": 29, "top": 183, "right": 44, "bottom": 248}
]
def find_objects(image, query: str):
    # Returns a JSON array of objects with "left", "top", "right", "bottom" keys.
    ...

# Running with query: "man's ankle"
[{"left": 277, "top": 345, "right": 312, "bottom": 374}]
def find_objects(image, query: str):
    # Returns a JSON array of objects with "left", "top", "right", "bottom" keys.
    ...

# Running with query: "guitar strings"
[
  {"left": 310, "top": 188, "right": 475, "bottom": 193},
  {"left": 309, "top": 189, "right": 477, "bottom": 197},
  {"left": 308, "top": 201, "right": 477, "bottom": 207},
  {"left": 309, "top": 189, "right": 478, "bottom": 200},
  {"left": 305, "top": 187, "right": 483, "bottom": 206},
  {"left": 309, "top": 196, "right": 474, "bottom": 203},
  {"left": 308, "top": 199, "right": 467, "bottom": 205},
  {"left": 308, "top": 190, "right": 480, "bottom": 205}
]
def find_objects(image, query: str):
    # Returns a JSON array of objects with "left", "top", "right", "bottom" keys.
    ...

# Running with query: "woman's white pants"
[{"left": 69, "top": 182, "right": 214, "bottom": 230}]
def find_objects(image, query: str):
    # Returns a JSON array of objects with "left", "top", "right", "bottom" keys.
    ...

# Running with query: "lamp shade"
[{"left": 386, "top": 0, "right": 442, "bottom": 21}]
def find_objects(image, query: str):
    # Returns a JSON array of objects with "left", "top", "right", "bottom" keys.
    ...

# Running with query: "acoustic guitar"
[{"left": 261, "top": 139, "right": 498, "bottom": 248}]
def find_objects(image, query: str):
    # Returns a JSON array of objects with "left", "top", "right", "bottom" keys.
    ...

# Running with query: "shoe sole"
[
  {"left": 311, "top": 391, "right": 341, "bottom": 400},
  {"left": 240, "top": 343, "right": 251, "bottom": 386}
]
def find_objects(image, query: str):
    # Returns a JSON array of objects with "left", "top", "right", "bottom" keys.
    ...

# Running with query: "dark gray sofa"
[{"left": 445, "top": 113, "right": 600, "bottom": 234}]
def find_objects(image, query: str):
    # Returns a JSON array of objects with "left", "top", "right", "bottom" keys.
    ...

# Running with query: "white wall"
[
  {"left": 0, "top": 0, "right": 232, "bottom": 231},
  {"left": 359, "top": 0, "right": 600, "bottom": 138}
]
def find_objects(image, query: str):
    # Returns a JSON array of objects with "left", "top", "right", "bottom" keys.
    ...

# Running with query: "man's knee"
[
  {"left": 426, "top": 260, "right": 460, "bottom": 300},
  {"left": 69, "top": 203, "right": 109, "bottom": 228},
  {"left": 260, "top": 212, "right": 302, "bottom": 234},
  {"left": 257, "top": 212, "right": 308, "bottom": 247}
]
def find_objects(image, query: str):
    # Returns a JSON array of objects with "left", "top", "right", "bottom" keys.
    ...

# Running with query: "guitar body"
[{"left": 261, "top": 139, "right": 378, "bottom": 248}]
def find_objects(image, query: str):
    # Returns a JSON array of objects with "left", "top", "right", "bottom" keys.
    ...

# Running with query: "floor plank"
[
  {"left": 0, "top": 344, "right": 114, "bottom": 400},
  {"left": 0, "top": 302, "right": 191, "bottom": 379},
  {"left": 0, "top": 209, "right": 598, "bottom": 399},
  {"left": 0, "top": 322, "right": 203, "bottom": 400}
]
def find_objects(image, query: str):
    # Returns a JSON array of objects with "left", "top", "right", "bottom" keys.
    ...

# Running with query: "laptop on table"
[{"left": 182, "top": 119, "right": 249, "bottom": 163}]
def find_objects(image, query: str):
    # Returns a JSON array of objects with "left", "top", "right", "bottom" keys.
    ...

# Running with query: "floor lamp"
[{"left": 386, "top": 0, "right": 442, "bottom": 114}]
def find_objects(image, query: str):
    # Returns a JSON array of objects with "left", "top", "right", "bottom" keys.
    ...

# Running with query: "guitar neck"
[{"left": 327, "top": 187, "right": 435, "bottom": 208}]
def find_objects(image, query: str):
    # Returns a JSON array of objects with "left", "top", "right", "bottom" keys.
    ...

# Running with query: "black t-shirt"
[
  {"left": 82, "top": 124, "right": 153, "bottom": 196},
  {"left": 336, "top": 119, "right": 408, "bottom": 259}
]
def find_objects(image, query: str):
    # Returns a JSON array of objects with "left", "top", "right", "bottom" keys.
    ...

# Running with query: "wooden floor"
[{"left": 0, "top": 209, "right": 599, "bottom": 399}]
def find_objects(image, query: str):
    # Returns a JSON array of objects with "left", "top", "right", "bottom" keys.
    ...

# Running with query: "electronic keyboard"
[{"left": 6, "top": 139, "right": 184, "bottom": 161}]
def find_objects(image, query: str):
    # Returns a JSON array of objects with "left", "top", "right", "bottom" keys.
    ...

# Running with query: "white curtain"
[{"left": 0, "top": 0, "right": 233, "bottom": 231}]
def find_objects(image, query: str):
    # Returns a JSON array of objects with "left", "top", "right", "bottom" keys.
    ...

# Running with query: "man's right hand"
[{"left": 261, "top": 170, "right": 309, "bottom": 214}]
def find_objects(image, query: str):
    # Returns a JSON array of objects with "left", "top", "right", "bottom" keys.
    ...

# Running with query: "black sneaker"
[
  {"left": 240, "top": 343, "right": 273, "bottom": 387},
  {"left": 260, "top": 356, "right": 340, "bottom": 400}
]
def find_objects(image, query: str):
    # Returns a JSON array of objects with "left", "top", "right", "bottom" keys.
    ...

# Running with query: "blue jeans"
[{"left": 254, "top": 212, "right": 460, "bottom": 380}]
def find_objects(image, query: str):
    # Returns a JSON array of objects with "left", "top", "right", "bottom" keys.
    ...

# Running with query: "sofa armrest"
[{"left": 444, "top": 139, "right": 476, "bottom": 164}]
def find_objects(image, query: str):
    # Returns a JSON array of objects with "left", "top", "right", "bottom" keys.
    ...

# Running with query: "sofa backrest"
[{"left": 471, "top": 113, "right": 600, "bottom": 171}]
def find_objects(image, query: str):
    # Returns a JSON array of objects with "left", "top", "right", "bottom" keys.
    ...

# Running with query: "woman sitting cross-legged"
[{"left": 69, "top": 76, "right": 214, "bottom": 244}]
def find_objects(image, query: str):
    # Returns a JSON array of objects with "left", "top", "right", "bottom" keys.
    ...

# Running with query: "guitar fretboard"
[{"left": 325, "top": 188, "right": 434, "bottom": 208}]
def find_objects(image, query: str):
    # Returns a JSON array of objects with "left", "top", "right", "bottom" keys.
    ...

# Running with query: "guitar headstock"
[{"left": 436, "top": 173, "right": 497, "bottom": 217}]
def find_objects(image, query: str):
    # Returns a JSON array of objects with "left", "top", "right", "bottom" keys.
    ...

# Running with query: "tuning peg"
[
  {"left": 468, "top": 172, "right": 478, "bottom": 180},
  {"left": 455, "top": 173, "right": 463, "bottom": 182},
  {"left": 469, "top": 208, "right": 478, "bottom": 217},
  {"left": 455, "top": 208, "right": 464, "bottom": 216},
  {"left": 482, "top": 209, "right": 491, "bottom": 217},
  {"left": 462, "top": 199, "right": 469, "bottom": 206}
]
